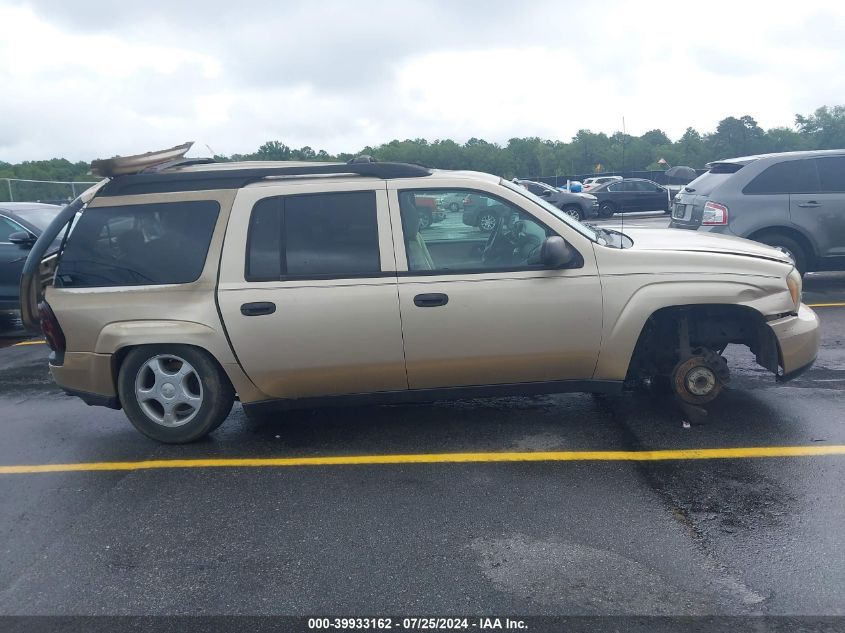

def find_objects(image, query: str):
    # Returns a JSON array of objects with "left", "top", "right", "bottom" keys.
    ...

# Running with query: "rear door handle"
[
  {"left": 797, "top": 201, "right": 821, "bottom": 208},
  {"left": 240, "top": 301, "right": 276, "bottom": 316},
  {"left": 413, "top": 293, "right": 449, "bottom": 308}
]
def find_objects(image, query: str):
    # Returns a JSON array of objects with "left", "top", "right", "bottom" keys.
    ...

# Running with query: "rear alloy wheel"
[
  {"left": 449, "top": 202, "right": 460, "bottom": 212},
  {"left": 478, "top": 213, "right": 497, "bottom": 232},
  {"left": 118, "top": 345, "right": 234, "bottom": 443},
  {"left": 561, "top": 205, "right": 584, "bottom": 221},
  {"left": 671, "top": 354, "right": 726, "bottom": 405},
  {"left": 756, "top": 233, "right": 808, "bottom": 274},
  {"left": 598, "top": 202, "right": 616, "bottom": 219}
]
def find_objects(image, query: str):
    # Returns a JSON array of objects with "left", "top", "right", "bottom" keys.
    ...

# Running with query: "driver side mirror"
[
  {"left": 8, "top": 231, "right": 37, "bottom": 247},
  {"left": 540, "top": 236, "right": 574, "bottom": 268}
]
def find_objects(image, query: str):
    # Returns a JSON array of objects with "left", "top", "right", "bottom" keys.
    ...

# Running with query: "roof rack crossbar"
[{"left": 98, "top": 162, "right": 431, "bottom": 197}]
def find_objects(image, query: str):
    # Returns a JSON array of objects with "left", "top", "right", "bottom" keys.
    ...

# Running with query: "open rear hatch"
[{"left": 19, "top": 143, "right": 202, "bottom": 329}]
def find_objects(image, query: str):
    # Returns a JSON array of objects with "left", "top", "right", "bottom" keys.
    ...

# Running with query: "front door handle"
[
  {"left": 797, "top": 201, "right": 821, "bottom": 208},
  {"left": 413, "top": 293, "right": 449, "bottom": 308},
  {"left": 240, "top": 301, "right": 276, "bottom": 316}
]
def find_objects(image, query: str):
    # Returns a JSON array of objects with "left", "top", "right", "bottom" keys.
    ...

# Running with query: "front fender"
[{"left": 594, "top": 275, "right": 794, "bottom": 381}]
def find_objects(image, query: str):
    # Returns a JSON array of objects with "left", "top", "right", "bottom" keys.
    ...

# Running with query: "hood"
[{"left": 622, "top": 228, "right": 793, "bottom": 265}]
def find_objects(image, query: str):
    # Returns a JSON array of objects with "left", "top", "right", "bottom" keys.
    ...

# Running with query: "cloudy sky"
[{"left": 1, "top": 0, "right": 843, "bottom": 162}]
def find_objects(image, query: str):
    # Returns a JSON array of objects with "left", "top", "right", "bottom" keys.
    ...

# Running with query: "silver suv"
[
  {"left": 670, "top": 150, "right": 845, "bottom": 273},
  {"left": 20, "top": 144, "right": 818, "bottom": 443}
]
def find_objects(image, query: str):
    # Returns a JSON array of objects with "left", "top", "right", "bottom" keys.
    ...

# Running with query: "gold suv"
[{"left": 20, "top": 144, "right": 820, "bottom": 443}]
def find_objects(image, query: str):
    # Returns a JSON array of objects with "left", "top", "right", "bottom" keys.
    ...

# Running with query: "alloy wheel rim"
[{"left": 134, "top": 354, "right": 203, "bottom": 427}]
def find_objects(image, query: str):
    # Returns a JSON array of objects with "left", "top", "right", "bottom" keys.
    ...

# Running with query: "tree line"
[{"left": 2, "top": 105, "right": 843, "bottom": 203}]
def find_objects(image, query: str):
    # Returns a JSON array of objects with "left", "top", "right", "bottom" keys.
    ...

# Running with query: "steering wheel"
[
  {"left": 482, "top": 214, "right": 521, "bottom": 265},
  {"left": 481, "top": 216, "right": 502, "bottom": 264}
]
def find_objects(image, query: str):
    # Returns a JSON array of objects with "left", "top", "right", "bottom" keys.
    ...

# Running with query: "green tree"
[{"left": 795, "top": 105, "right": 845, "bottom": 149}]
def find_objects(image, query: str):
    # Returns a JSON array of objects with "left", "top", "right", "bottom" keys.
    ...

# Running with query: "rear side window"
[
  {"left": 245, "top": 191, "right": 380, "bottom": 281},
  {"left": 743, "top": 159, "right": 819, "bottom": 195},
  {"left": 816, "top": 156, "right": 845, "bottom": 193},
  {"left": 56, "top": 201, "right": 220, "bottom": 288}
]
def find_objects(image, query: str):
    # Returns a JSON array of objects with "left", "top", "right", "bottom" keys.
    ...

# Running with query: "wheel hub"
[
  {"left": 134, "top": 354, "right": 204, "bottom": 428},
  {"left": 685, "top": 366, "right": 717, "bottom": 396}
]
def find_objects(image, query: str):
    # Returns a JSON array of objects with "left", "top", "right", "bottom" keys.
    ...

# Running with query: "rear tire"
[
  {"left": 561, "top": 205, "right": 584, "bottom": 221},
  {"left": 598, "top": 202, "right": 616, "bottom": 219},
  {"left": 118, "top": 345, "right": 234, "bottom": 443},
  {"left": 478, "top": 213, "right": 497, "bottom": 232},
  {"left": 418, "top": 212, "right": 432, "bottom": 230},
  {"left": 754, "top": 232, "right": 809, "bottom": 274}
]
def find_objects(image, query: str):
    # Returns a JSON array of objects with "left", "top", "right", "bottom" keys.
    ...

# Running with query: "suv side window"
[
  {"left": 743, "top": 159, "right": 819, "bottom": 194},
  {"left": 607, "top": 182, "right": 625, "bottom": 192},
  {"left": 56, "top": 201, "right": 220, "bottom": 288},
  {"left": 245, "top": 191, "right": 381, "bottom": 281},
  {"left": 815, "top": 156, "right": 845, "bottom": 193},
  {"left": 399, "top": 189, "right": 565, "bottom": 273}
]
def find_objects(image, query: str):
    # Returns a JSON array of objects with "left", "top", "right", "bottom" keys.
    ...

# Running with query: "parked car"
[
  {"left": 591, "top": 178, "right": 671, "bottom": 217},
  {"left": 462, "top": 193, "right": 513, "bottom": 231},
  {"left": 20, "top": 144, "right": 818, "bottom": 443},
  {"left": 1, "top": 203, "right": 62, "bottom": 312},
  {"left": 514, "top": 180, "right": 599, "bottom": 221},
  {"left": 438, "top": 192, "right": 465, "bottom": 212},
  {"left": 413, "top": 195, "right": 445, "bottom": 229},
  {"left": 583, "top": 176, "right": 623, "bottom": 191},
  {"left": 670, "top": 150, "right": 845, "bottom": 274}
]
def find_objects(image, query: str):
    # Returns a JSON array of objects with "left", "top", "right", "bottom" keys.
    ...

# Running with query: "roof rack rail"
[{"left": 98, "top": 160, "right": 432, "bottom": 197}]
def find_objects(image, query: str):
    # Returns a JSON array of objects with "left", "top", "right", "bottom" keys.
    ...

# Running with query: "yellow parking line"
[
  {"left": 807, "top": 302, "right": 845, "bottom": 308},
  {"left": 1, "top": 445, "right": 843, "bottom": 475},
  {"left": 12, "top": 340, "right": 46, "bottom": 346}
]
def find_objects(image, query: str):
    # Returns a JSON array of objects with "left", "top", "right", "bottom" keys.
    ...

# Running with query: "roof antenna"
[{"left": 620, "top": 116, "right": 625, "bottom": 248}]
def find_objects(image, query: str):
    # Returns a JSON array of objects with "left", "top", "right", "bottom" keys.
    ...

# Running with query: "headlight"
[{"left": 786, "top": 268, "right": 802, "bottom": 311}]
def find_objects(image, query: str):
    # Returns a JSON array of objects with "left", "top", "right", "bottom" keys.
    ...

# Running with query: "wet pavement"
[{"left": 0, "top": 273, "right": 844, "bottom": 617}]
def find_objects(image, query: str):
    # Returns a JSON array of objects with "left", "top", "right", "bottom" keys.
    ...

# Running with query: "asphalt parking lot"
[{"left": 1, "top": 214, "right": 844, "bottom": 620}]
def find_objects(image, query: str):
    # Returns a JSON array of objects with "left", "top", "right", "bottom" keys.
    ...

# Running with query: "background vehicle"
[
  {"left": 438, "top": 192, "right": 465, "bottom": 212},
  {"left": 583, "top": 175, "right": 623, "bottom": 191},
  {"left": 412, "top": 194, "right": 444, "bottom": 229},
  {"left": 1, "top": 203, "right": 62, "bottom": 311},
  {"left": 591, "top": 178, "right": 671, "bottom": 217},
  {"left": 462, "top": 193, "right": 512, "bottom": 230},
  {"left": 514, "top": 179, "right": 598, "bottom": 220},
  {"left": 670, "top": 150, "right": 845, "bottom": 274}
]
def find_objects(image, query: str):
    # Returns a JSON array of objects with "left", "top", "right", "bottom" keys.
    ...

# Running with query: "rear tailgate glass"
[
  {"left": 683, "top": 162, "right": 745, "bottom": 196},
  {"left": 56, "top": 201, "right": 220, "bottom": 287}
]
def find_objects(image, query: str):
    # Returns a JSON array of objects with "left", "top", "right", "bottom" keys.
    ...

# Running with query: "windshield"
[
  {"left": 12, "top": 206, "right": 62, "bottom": 231},
  {"left": 500, "top": 178, "right": 598, "bottom": 241}
]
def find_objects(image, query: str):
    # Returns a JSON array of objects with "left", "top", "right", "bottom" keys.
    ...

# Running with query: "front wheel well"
[{"left": 626, "top": 304, "right": 780, "bottom": 383}]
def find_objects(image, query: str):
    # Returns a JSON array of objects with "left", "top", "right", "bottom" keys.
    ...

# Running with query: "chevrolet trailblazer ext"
[{"left": 20, "top": 144, "right": 818, "bottom": 443}]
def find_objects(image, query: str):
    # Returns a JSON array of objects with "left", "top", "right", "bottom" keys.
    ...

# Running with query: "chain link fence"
[{"left": 1, "top": 178, "right": 99, "bottom": 205}]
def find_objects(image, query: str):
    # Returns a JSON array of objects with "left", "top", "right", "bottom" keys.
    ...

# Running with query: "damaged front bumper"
[{"left": 768, "top": 304, "right": 820, "bottom": 382}]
